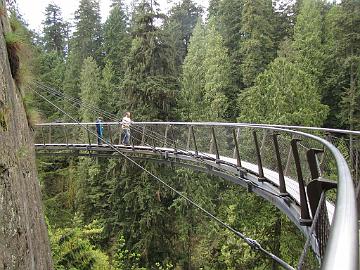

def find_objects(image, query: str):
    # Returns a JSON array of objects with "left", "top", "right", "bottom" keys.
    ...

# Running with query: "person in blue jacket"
[{"left": 96, "top": 116, "right": 104, "bottom": 145}]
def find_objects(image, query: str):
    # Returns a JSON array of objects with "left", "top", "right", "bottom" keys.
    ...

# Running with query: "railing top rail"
[
  {"left": 34, "top": 121, "right": 358, "bottom": 269},
  {"left": 35, "top": 121, "right": 360, "bottom": 136}
]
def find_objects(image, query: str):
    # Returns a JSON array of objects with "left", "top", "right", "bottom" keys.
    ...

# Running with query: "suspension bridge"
[{"left": 32, "top": 84, "right": 359, "bottom": 269}]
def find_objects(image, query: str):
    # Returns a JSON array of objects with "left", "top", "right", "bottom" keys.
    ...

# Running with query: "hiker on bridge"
[
  {"left": 121, "top": 112, "right": 132, "bottom": 145},
  {"left": 96, "top": 116, "right": 104, "bottom": 145}
]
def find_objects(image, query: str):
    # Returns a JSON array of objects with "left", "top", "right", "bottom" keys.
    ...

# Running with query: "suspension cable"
[{"left": 33, "top": 88, "right": 295, "bottom": 270}]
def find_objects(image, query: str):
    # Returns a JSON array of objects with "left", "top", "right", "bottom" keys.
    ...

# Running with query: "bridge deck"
[{"left": 35, "top": 143, "right": 334, "bottom": 223}]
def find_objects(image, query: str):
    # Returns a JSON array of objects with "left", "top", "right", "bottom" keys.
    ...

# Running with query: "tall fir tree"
[
  {"left": 208, "top": 0, "right": 244, "bottom": 98},
  {"left": 164, "top": 0, "right": 203, "bottom": 71},
  {"left": 292, "top": 0, "right": 325, "bottom": 87},
  {"left": 62, "top": 0, "right": 103, "bottom": 120},
  {"left": 42, "top": 3, "right": 67, "bottom": 55},
  {"left": 122, "top": 0, "right": 178, "bottom": 121},
  {"left": 238, "top": 57, "right": 328, "bottom": 126},
  {"left": 71, "top": 0, "right": 103, "bottom": 65},
  {"left": 180, "top": 20, "right": 206, "bottom": 121},
  {"left": 240, "top": 0, "right": 275, "bottom": 87},
  {"left": 103, "top": 0, "right": 131, "bottom": 85},
  {"left": 180, "top": 19, "right": 232, "bottom": 121}
]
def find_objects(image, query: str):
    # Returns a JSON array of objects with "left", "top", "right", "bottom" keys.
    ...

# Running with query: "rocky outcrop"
[{"left": 0, "top": 1, "right": 53, "bottom": 269}]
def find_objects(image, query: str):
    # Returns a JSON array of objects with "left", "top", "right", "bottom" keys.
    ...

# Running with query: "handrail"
[
  {"left": 34, "top": 122, "right": 358, "bottom": 269},
  {"left": 36, "top": 121, "right": 360, "bottom": 136}
]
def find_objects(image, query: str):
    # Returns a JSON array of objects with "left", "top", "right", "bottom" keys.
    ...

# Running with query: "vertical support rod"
[
  {"left": 273, "top": 133, "right": 287, "bottom": 195},
  {"left": 233, "top": 129, "right": 242, "bottom": 167},
  {"left": 63, "top": 125, "right": 68, "bottom": 146},
  {"left": 253, "top": 131, "right": 265, "bottom": 181},
  {"left": 209, "top": 136, "right": 214, "bottom": 154},
  {"left": 186, "top": 126, "right": 191, "bottom": 150},
  {"left": 41, "top": 126, "right": 46, "bottom": 145},
  {"left": 48, "top": 125, "right": 52, "bottom": 144},
  {"left": 86, "top": 125, "right": 91, "bottom": 146},
  {"left": 108, "top": 124, "right": 113, "bottom": 144},
  {"left": 233, "top": 128, "right": 240, "bottom": 159},
  {"left": 291, "top": 139, "right": 311, "bottom": 223},
  {"left": 141, "top": 125, "right": 146, "bottom": 146},
  {"left": 260, "top": 129, "right": 267, "bottom": 154},
  {"left": 191, "top": 126, "right": 198, "bottom": 156},
  {"left": 164, "top": 125, "right": 169, "bottom": 147},
  {"left": 119, "top": 124, "right": 122, "bottom": 145},
  {"left": 212, "top": 127, "right": 220, "bottom": 161}
]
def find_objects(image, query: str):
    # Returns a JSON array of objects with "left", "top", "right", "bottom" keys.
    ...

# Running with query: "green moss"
[{"left": 0, "top": 102, "right": 8, "bottom": 131}]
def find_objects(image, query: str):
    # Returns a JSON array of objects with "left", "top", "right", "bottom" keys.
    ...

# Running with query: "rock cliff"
[{"left": 0, "top": 1, "right": 53, "bottom": 269}]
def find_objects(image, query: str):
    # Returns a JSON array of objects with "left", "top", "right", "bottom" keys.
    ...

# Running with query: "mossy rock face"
[
  {"left": 0, "top": 101, "right": 8, "bottom": 131},
  {"left": 5, "top": 32, "right": 20, "bottom": 80}
]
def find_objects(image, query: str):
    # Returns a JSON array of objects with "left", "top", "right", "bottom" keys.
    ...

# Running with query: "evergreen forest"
[{"left": 6, "top": 0, "right": 360, "bottom": 269}]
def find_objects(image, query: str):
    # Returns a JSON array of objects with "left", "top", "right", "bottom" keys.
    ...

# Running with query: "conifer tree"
[
  {"left": 203, "top": 19, "right": 231, "bottom": 120},
  {"left": 180, "top": 20, "right": 206, "bottom": 120},
  {"left": 122, "top": 0, "right": 178, "bottom": 121},
  {"left": 42, "top": 3, "right": 67, "bottom": 55},
  {"left": 72, "top": 0, "right": 103, "bottom": 65},
  {"left": 103, "top": 0, "right": 131, "bottom": 84},
  {"left": 238, "top": 57, "right": 328, "bottom": 126},
  {"left": 62, "top": 0, "right": 103, "bottom": 120},
  {"left": 80, "top": 57, "right": 102, "bottom": 122},
  {"left": 240, "top": 0, "right": 275, "bottom": 87},
  {"left": 165, "top": 0, "right": 203, "bottom": 70},
  {"left": 208, "top": 0, "right": 244, "bottom": 93},
  {"left": 292, "top": 0, "right": 325, "bottom": 86},
  {"left": 181, "top": 19, "right": 233, "bottom": 121}
]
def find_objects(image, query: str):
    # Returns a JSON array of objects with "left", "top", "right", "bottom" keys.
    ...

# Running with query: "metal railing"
[{"left": 34, "top": 122, "right": 359, "bottom": 270}]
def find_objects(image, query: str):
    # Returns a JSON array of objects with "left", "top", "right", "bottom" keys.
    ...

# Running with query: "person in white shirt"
[{"left": 121, "top": 111, "right": 131, "bottom": 145}]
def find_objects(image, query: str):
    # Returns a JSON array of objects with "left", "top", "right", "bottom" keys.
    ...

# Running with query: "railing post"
[
  {"left": 233, "top": 129, "right": 241, "bottom": 167},
  {"left": 108, "top": 124, "right": 113, "bottom": 144},
  {"left": 41, "top": 126, "right": 46, "bottom": 145},
  {"left": 186, "top": 126, "right": 191, "bottom": 150},
  {"left": 306, "top": 148, "right": 325, "bottom": 218},
  {"left": 209, "top": 136, "right": 214, "bottom": 154},
  {"left": 212, "top": 127, "right": 220, "bottom": 162},
  {"left": 273, "top": 133, "right": 287, "bottom": 195},
  {"left": 253, "top": 131, "right": 265, "bottom": 181},
  {"left": 191, "top": 126, "right": 198, "bottom": 156},
  {"left": 141, "top": 125, "right": 146, "bottom": 146},
  {"left": 164, "top": 125, "right": 169, "bottom": 147},
  {"left": 118, "top": 123, "right": 122, "bottom": 145},
  {"left": 291, "top": 139, "right": 311, "bottom": 225},
  {"left": 63, "top": 125, "right": 68, "bottom": 146},
  {"left": 48, "top": 125, "right": 52, "bottom": 144},
  {"left": 307, "top": 148, "right": 323, "bottom": 180},
  {"left": 86, "top": 125, "right": 91, "bottom": 146}
]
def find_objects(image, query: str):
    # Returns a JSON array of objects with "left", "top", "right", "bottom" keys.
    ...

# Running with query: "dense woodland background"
[{"left": 5, "top": 0, "right": 360, "bottom": 269}]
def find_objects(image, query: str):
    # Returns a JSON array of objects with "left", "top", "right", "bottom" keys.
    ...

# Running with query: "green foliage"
[
  {"left": 122, "top": 1, "right": 179, "bottom": 121},
  {"left": 50, "top": 221, "right": 110, "bottom": 270},
  {"left": 72, "top": 0, "right": 103, "bottom": 65},
  {"left": 42, "top": 3, "right": 68, "bottom": 55},
  {"left": 79, "top": 56, "right": 102, "bottom": 122},
  {"left": 103, "top": 0, "right": 131, "bottom": 85},
  {"left": 5, "top": 13, "right": 34, "bottom": 87},
  {"left": 240, "top": 0, "right": 275, "bottom": 87},
  {"left": 113, "top": 234, "right": 146, "bottom": 270},
  {"left": 180, "top": 19, "right": 231, "bottom": 121},
  {"left": 164, "top": 0, "right": 203, "bottom": 70},
  {"left": 292, "top": 0, "right": 325, "bottom": 86},
  {"left": 238, "top": 57, "right": 329, "bottom": 126}
]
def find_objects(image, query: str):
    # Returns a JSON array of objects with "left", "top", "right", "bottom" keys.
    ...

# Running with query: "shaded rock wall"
[{"left": 0, "top": 1, "right": 53, "bottom": 269}]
